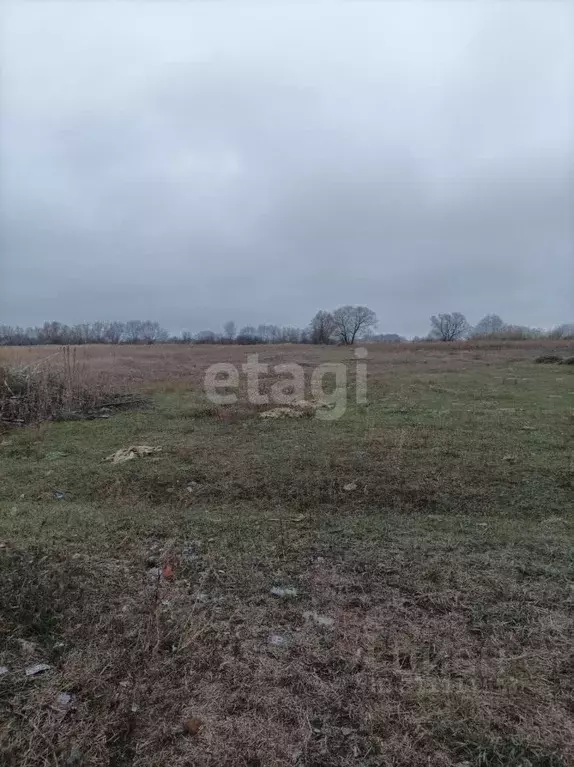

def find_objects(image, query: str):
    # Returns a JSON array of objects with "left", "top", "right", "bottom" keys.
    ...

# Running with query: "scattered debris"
[
  {"left": 343, "top": 482, "right": 357, "bottom": 492},
  {"left": 45, "top": 451, "right": 68, "bottom": 461},
  {"left": 182, "top": 542, "right": 201, "bottom": 563},
  {"left": 16, "top": 638, "right": 37, "bottom": 655},
  {"left": 260, "top": 400, "right": 335, "bottom": 419},
  {"left": 502, "top": 454, "right": 517, "bottom": 462},
  {"left": 147, "top": 567, "right": 162, "bottom": 580},
  {"left": 162, "top": 564, "right": 175, "bottom": 580},
  {"left": 260, "top": 407, "right": 306, "bottom": 419},
  {"left": 183, "top": 717, "right": 203, "bottom": 736},
  {"left": 268, "top": 633, "right": 289, "bottom": 647},
  {"left": 0, "top": 666, "right": 9, "bottom": 675},
  {"left": 55, "top": 395, "right": 145, "bottom": 423},
  {"left": 186, "top": 481, "right": 201, "bottom": 493},
  {"left": 105, "top": 445, "right": 162, "bottom": 464},
  {"left": 292, "top": 399, "right": 334, "bottom": 412},
  {"left": 521, "top": 426, "right": 536, "bottom": 431},
  {"left": 303, "top": 610, "right": 335, "bottom": 628},
  {"left": 270, "top": 586, "right": 298, "bottom": 598},
  {"left": 534, "top": 354, "right": 563, "bottom": 364},
  {"left": 56, "top": 692, "right": 73, "bottom": 709},
  {"left": 25, "top": 663, "right": 51, "bottom": 677},
  {"left": 54, "top": 491, "right": 65, "bottom": 500}
]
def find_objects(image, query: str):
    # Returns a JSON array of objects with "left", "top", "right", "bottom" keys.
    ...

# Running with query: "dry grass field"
[{"left": 1, "top": 341, "right": 573, "bottom": 766}]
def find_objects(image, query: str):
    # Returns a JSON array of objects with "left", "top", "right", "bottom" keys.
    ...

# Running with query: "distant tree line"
[
  {"left": 421, "top": 313, "right": 574, "bottom": 342},
  {"left": 0, "top": 320, "right": 168, "bottom": 346},
  {"left": 0, "top": 311, "right": 572, "bottom": 347}
]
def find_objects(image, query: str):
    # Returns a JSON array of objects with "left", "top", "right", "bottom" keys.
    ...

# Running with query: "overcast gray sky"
[{"left": 1, "top": 2, "right": 573, "bottom": 337}]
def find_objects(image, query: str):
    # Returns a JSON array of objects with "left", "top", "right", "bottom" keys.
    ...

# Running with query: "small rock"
[
  {"left": 303, "top": 611, "right": 335, "bottom": 628},
  {"left": 341, "top": 727, "right": 354, "bottom": 737},
  {"left": 343, "top": 482, "right": 357, "bottom": 492},
  {"left": 25, "top": 663, "right": 51, "bottom": 677},
  {"left": 502, "top": 454, "right": 517, "bottom": 462},
  {"left": 183, "top": 717, "right": 203, "bottom": 736},
  {"left": 54, "top": 491, "right": 65, "bottom": 500},
  {"left": 147, "top": 567, "right": 162, "bottom": 579},
  {"left": 56, "top": 692, "right": 73, "bottom": 708},
  {"left": 270, "top": 586, "right": 298, "bottom": 598},
  {"left": 195, "top": 592, "right": 210, "bottom": 603},
  {"left": 0, "top": 666, "right": 9, "bottom": 675},
  {"left": 17, "top": 638, "right": 37, "bottom": 655},
  {"left": 66, "top": 746, "right": 83, "bottom": 766},
  {"left": 268, "top": 633, "right": 289, "bottom": 647}
]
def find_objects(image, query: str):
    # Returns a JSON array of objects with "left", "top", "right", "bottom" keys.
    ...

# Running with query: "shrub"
[{"left": 0, "top": 347, "right": 116, "bottom": 427}]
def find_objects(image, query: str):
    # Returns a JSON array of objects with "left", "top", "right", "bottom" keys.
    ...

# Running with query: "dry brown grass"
[
  {"left": 0, "top": 347, "right": 142, "bottom": 429},
  {"left": 2, "top": 338, "right": 573, "bottom": 386},
  {"left": 0, "top": 341, "right": 573, "bottom": 766}
]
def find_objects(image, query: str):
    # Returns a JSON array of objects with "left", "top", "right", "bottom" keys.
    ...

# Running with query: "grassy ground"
[{"left": 1, "top": 343, "right": 573, "bottom": 766}]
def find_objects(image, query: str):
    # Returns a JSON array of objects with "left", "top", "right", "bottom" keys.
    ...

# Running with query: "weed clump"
[{"left": 0, "top": 347, "right": 128, "bottom": 427}]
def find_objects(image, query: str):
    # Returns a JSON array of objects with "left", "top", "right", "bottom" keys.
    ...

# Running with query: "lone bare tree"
[
  {"left": 472, "top": 314, "right": 505, "bottom": 337},
  {"left": 429, "top": 312, "right": 470, "bottom": 341},
  {"left": 223, "top": 320, "right": 236, "bottom": 342},
  {"left": 309, "top": 310, "right": 336, "bottom": 344},
  {"left": 332, "top": 305, "right": 377, "bottom": 344}
]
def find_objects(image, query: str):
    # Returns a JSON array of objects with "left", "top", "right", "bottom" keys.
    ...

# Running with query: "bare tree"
[
  {"left": 140, "top": 320, "right": 168, "bottom": 344},
  {"left": 104, "top": 321, "right": 125, "bottom": 344},
  {"left": 267, "top": 325, "right": 282, "bottom": 343},
  {"left": 472, "top": 314, "right": 505, "bottom": 337},
  {"left": 236, "top": 325, "right": 258, "bottom": 344},
  {"left": 429, "top": 312, "right": 470, "bottom": 341},
  {"left": 549, "top": 322, "right": 574, "bottom": 340},
  {"left": 124, "top": 320, "right": 143, "bottom": 344},
  {"left": 332, "top": 305, "right": 377, "bottom": 344},
  {"left": 309, "top": 310, "right": 336, "bottom": 344},
  {"left": 195, "top": 330, "right": 218, "bottom": 343},
  {"left": 281, "top": 326, "right": 303, "bottom": 343},
  {"left": 257, "top": 324, "right": 275, "bottom": 343},
  {"left": 223, "top": 320, "right": 236, "bottom": 342}
]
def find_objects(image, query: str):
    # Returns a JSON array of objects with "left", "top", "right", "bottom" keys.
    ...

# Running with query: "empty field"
[{"left": 1, "top": 342, "right": 573, "bottom": 766}]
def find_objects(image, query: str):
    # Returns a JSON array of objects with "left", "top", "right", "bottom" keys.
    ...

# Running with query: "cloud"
[{"left": 1, "top": 2, "right": 573, "bottom": 336}]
